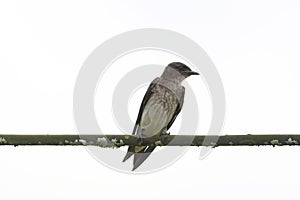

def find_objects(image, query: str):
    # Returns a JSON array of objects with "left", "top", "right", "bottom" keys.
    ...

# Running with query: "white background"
[{"left": 1, "top": 0, "right": 300, "bottom": 199}]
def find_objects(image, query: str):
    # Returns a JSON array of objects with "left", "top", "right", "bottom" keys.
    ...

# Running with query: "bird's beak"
[{"left": 186, "top": 71, "right": 199, "bottom": 76}]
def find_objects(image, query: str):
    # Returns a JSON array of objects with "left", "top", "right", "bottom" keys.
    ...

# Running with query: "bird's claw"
[
  {"left": 138, "top": 136, "right": 144, "bottom": 145},
  {"left": 138, "top": 129, "right": 145, "bottom": 145},
  {"left": 160, "top": 128, "right": 170, "bottom": 144},
  {"left": 161, "top": 127, "right": 170, "bottom": 135}
]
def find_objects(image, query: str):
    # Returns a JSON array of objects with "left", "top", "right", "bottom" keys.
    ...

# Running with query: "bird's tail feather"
[
  {"left": 122, "top": 146, "right": 135, "bottom": 162},
  {"left": 123, "top": 146, "right": 146, "bottom": 162},
  {"left": 132, "top": 146, "right": 156, "bottom": 171}
]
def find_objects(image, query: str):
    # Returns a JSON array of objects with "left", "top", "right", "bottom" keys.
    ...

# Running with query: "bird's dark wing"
[
  {"left": 166, "top": 86, "right": 185, "bottom": 130},
  {"left": 132, "top": 77, "right": 160, "bottom": 135},
  {"left": 123, "top": 77, "right": 160, "bottom": 163}
]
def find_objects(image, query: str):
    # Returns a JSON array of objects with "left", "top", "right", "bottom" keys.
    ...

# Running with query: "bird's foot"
[
  {"left": 160, "top": 128, "right": 170, "bottom": 145},
  {"left": 161, "top": 127, "right": 170, "bottom": 135},
  {"left": 138, "top": 136, "right": 144, "bottom": 145},
  {"left": 138, "top": 129, "right": 145, "bottom": 145}
]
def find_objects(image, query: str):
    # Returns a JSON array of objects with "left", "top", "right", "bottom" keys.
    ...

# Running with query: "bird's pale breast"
[{"left": 139, "top": 85, "right": 179, "bottom": 138}]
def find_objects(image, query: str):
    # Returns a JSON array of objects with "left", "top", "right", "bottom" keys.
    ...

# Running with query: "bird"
[{"left": 123, "top": 62, "right": 199, "bottom": 170}]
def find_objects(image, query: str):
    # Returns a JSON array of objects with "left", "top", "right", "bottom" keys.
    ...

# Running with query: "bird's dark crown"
[{"left": 168, "top": 62, "right": 192, "bottom": 73}]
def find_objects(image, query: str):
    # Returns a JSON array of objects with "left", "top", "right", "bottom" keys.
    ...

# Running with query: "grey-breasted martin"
[{"left": 123, "top": 62, "right": 199, "bottom": 170}]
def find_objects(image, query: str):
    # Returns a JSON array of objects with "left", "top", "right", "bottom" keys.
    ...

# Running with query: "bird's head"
[{"left": 168, "top": 62, "right": 199, "bottom": 78}]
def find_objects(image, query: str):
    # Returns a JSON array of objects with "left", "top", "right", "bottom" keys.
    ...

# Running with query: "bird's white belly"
[{"left": 139, "top": 94, "right": 177, "bottom": 138}]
